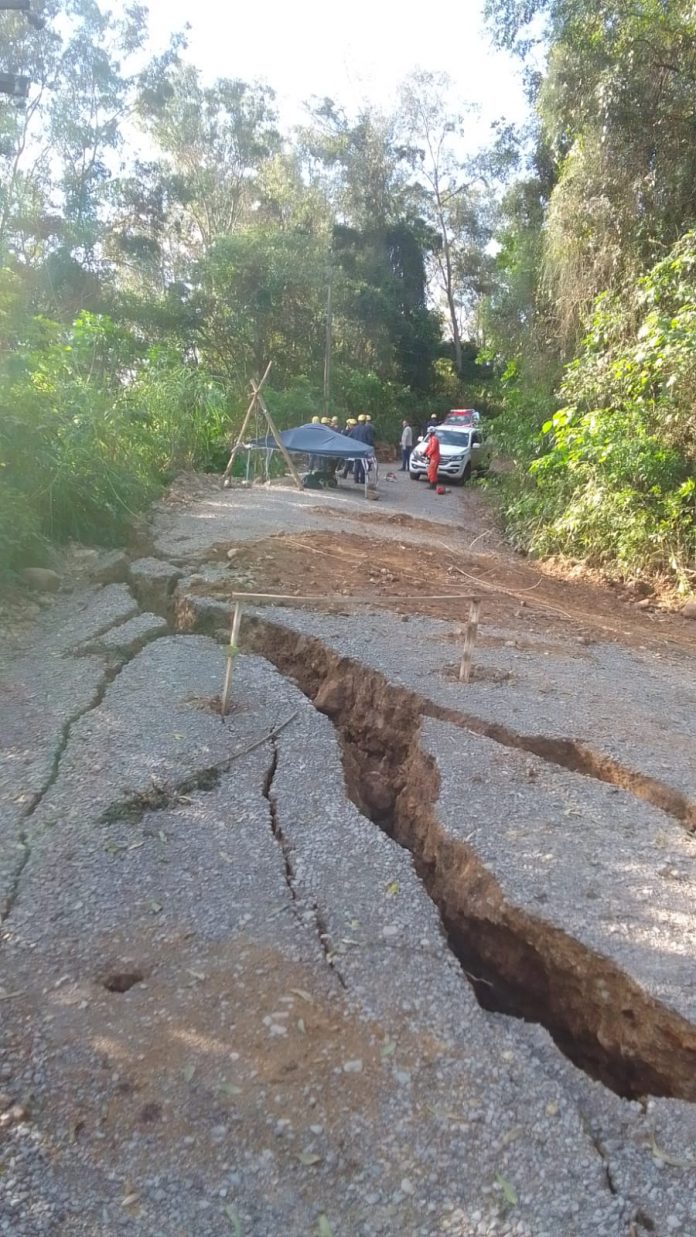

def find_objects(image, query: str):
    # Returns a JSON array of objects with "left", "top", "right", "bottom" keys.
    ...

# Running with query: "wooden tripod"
[{"left": 222, "top": 363, "right": 304, "bottom": 492}]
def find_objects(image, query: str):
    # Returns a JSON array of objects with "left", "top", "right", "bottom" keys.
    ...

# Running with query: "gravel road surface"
[{"left": 3, "top": 474, "right": 696, "bottom": 1235}]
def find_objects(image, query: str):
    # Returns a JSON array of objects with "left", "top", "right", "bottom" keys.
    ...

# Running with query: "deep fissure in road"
[
  {"left": 175, "top": 592, "right": 696, "bottom": 830},
  {"left": 241, "top": 614, "right": 696, "bottom": 1103}
]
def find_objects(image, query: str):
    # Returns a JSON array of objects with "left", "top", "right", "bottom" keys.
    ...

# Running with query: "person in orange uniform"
[{"left": 423, "top": 428, "right": 440, "bottom": 489}]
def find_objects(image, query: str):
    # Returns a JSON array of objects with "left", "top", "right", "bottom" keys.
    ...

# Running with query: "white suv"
[{"left": 409, "top": 425, "right": 490, "bottom": 484}]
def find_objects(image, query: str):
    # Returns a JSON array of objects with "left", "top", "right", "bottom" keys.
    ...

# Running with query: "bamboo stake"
[
  {"left": 222, "top": 362, "right": 272, "bottom": 485},
  {"left": 221, "top": 602, "right": 243, "bottom": 717},
  {"left": 254, "top": 389, "right": 305, "bottom": 492},
  {"left": 459, "top": 599, "right": 480, "bottom": 683},
  {"left": 226, "top": 589, "right": 481, "bottom": 603}
]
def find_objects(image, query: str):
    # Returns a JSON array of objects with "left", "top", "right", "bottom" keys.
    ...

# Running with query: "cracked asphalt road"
[{"left": 2, "top": 476, "right": 696, "bottom": 1235}]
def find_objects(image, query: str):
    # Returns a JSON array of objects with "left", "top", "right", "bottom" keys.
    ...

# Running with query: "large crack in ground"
[
  {"left": 240, "top": 614, "right": 696, "bottom": 1103},
  {"left": 427, "top": 712, "right": 696, "bottom": 831},
  {"left": 175, "top": 593, "right": 696, "bottom": 831}
]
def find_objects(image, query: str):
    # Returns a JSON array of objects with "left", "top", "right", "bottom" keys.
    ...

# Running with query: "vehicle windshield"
[{"left": 435, "top": 429, "right": 470, "bottom": 447}]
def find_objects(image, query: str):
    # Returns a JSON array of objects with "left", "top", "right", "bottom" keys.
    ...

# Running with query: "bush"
[
  {"left": 0, "top": 312, "right": 230, "bottom": 573},
  {"left": 492, "top": 233, "right": 696, "bottom": 589}
]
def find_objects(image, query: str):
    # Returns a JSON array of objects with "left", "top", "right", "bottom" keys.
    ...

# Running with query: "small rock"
[
  {"left": 636, "top": 597, "right": 653, "bottom": 610},
  {"left": 0, "top": 1092, "right": 12, "bottom": 1113},
  {"left": 7, "top": 1104, "right": 28, "bottom": 1124},
  {"left": 226, "top": 548, "right": 240, "bottom": 560},
  {"left": 682, "top": 599, "right": 696, "bottom": 619},
  {"left": 343, "top": 1059, "right": 363, "bottom": 1074},
  {"left": 401, "top": 1178, "right": 415, "bottom": 1195},
  {"left": 21, "top": 567, "right": 61, "bottom": 593}
]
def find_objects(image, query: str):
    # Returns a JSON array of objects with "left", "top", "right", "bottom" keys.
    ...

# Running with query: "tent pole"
[
  {"left": 222, "top": 361, "right": 272, "bottom": 485},
  {"left": 254, "top": 388, "right": 304, "bottom": 492}
]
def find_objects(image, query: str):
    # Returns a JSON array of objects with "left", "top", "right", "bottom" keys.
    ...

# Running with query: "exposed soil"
[{"left": 185, "top": 525, "right": 696, "bottom": 659}]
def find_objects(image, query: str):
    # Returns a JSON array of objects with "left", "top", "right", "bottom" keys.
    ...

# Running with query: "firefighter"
[{"left": 423, "top": 427, "right": 441, "bottom": 489}]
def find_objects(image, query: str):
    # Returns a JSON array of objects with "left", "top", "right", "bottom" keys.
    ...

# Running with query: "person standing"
[
  {"left": 363, "top": 415, "right": 375, "bottom": 447},
  {"left": 423, "top": 428, "right": 440, "bottom": 489},
  {"left": 351, "top": 417, "right": 371, "bottom": 485},
  {"left": 421, "top": 413, "right": 439, "bottom": 439},
  {"left": 400, "top": 420, "right": 413, "bottom": 470}
]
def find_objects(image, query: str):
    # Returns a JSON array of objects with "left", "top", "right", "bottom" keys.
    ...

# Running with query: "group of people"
[
  {"left": 307, "top": 410, "right": 443, "bottom": 490},
  {"left": 309, "top": 413, "right": 376, "bottom": 485},
  {"left": 399, "top": 414, "right": 441, "bottom": 488}
]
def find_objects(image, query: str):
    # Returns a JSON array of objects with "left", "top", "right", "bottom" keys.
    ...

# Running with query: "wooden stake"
[
  {"left": 222, "top": 361, "right": 272, "bottom": 485},
  {"left": 459, "top": 599, "right": 480, "bottom": 683},
  {"left": 221, "top": 602, "right": 243, "bottom": 717}
]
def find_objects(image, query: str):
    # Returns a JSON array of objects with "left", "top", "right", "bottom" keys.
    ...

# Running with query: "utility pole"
[{"left": 323, "top": 257, "right": 332, "bottom": 419}]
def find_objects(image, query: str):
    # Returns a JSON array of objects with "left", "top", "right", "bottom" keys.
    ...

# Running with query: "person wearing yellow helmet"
[
  {"left": 311, "top": 416, "right": 321, "bottom": 424},
  {"left": 363, "top": 415, "right": 375, "bottom": 447},
  {"left": 357, "top": 414, "right": 366, "bottom": 422},
  {"left": 320, "top": 417, "right": 331, "bottom": 426}
]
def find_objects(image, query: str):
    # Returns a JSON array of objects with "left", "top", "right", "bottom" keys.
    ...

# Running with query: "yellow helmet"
[
  {"left": 357, "top": 414, "right": 366, "bottom": 422},
  {"left": 347, "top": 418, "right": 357, "bottom": 426},
  {"left": 311, "top": 416, "right": 320, "bottom": 423},
  {"left": 330, "top": 416, "right": 339, "bottom": 425},
  {"left": 321, "top": 416, "right": 330, "bottom": 424},
  {"left": 365, "top": 414, "right": 372, "bottom": 421}
]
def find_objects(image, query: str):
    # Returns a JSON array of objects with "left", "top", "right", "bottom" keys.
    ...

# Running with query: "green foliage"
[
  {"left": 0, "top": 480, "right": 43, "bottom": 571},
  {"left": 0, "top": 311, "right": 228, "bottom": 571},
  {"left": 497, "top": 233, "right": 696, "bottom": 587}
]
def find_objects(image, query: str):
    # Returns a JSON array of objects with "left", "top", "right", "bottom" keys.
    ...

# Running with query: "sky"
[{"left": 146, "top": 0, "right": 529, "bottom": 147}]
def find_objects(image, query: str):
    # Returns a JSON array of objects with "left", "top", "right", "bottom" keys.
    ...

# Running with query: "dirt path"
[{"left": 2, "top": 474, "right": 696, "bottom": 1236}]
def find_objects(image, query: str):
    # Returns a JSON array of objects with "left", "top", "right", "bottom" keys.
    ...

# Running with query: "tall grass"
[{"left": 0, "top": 312, "right": 229, "bottom": 573}]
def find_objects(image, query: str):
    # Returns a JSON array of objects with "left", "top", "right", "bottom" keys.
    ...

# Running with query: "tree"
[
  {"left": 141, "top": 66, "right": 281, "bottom": 257},
  {"left": 399, "top": 71, "right": 494, "bottom": 377}
]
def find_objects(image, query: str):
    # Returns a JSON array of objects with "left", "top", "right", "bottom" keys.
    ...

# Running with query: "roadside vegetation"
[{"left": 481, "top": 0, "right": 696, "bottom": 592}]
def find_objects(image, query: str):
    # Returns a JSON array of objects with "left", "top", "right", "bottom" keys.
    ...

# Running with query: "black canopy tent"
[
  {"left": 245, "top": 423, "right": 377, "bottom": 495},
  {"left": 221, "top": 368, "right": 376, "bottom": 494},
  {"left": 247, "top": 423, "right": 372, "bottom": 460}
]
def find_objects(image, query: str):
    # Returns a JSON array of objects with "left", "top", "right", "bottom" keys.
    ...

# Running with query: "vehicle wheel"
[
  {"left": 409, "top": 471, "right": 420, "bottom": 481},
  {"left": 461, "top": 463, "right": 472, "bottom": 485}
]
